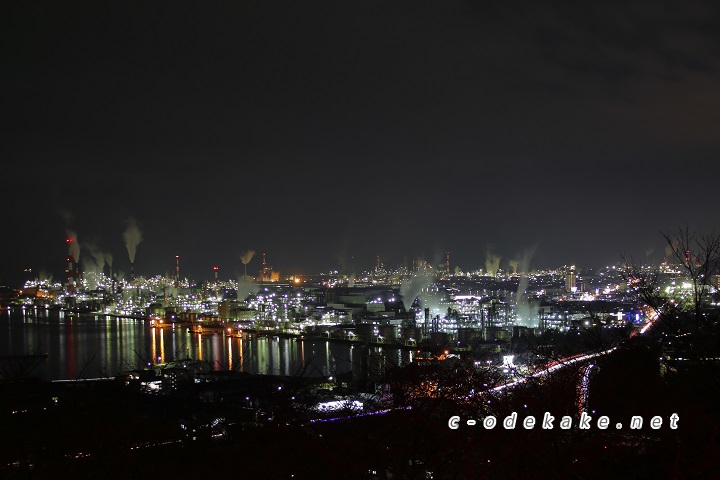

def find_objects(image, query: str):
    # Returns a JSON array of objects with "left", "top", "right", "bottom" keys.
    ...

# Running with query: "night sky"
[{"left": 3, "top": 1, "right": 720, "bottom": 287}]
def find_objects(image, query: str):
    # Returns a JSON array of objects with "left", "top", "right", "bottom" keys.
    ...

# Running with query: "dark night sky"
[{"left": 2, "top": 0, "right": 720, "bottom": 286}]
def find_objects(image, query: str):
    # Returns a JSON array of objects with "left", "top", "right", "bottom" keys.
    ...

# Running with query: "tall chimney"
[
  {"left": 75, "top": 260, "right": 80, "bottom": 288},
  {"left": 175, "top": 255, "right": 180, "bottom": 286},
  {"left": 262, "top": 252, "right": 267, "bottom": 281},
  {"left": 424, "top": 307, "right": 430, "bottom": 340},
  {"left": 66, "top": 255, "right": 74, "bottom": 293},
  {"left": 66, "top": 238, "right": 74, "bottom": 294}
]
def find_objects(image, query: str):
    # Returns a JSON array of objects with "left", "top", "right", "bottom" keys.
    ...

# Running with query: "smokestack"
[
  {"left": 175, "top": 255, "right": 180, "bottom": 285},
  {"left": 240, "top": 249, "right": 255, "bottom": 280},
  {"left": 66, "top": 261, "right": 74, "bottom": 293},
  {"left": 65, "top": 231, "right": 81, "bottom": 292},
  {"left": 66, "top": 238, "right": 75, "bottom": 293},
  {"left": 446, "top": 251, "right": 450, "bottom": 277},
  {"left": 262, "top": 252, "right": 267, "bottom": 281},
  {"left": 130, "top": 262, "right": 134, "bottom": 282},
  {"left": 213, "top": 265, "right": 219, "bottom": 282},
  {"left": 424, "top": 307, "right": 430, "bottom": 339}
]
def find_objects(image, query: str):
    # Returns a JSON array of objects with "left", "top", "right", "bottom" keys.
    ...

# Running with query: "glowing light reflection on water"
[{"left": 0, "top": 309, "right": 414, "bottom": 381}]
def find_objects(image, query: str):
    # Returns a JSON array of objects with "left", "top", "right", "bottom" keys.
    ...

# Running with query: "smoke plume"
[
  {"left": 485, "top": 246, "right": 501, "bottom": 276},
  {"left": 81, "top": 256, "right": 99, "bottom": 275},
  {"left": 419, "top": 287, "right": 443, "bottom": 318},
  {"left": 105, "top": 252, "right": 113, "bottom": 268},
  {"left": 123, "top": 218, "right": 143, "bottom": 263},
  {"left": 236, "top": 276, "right": 260, "bottom": 301},
  {"left": 240, "top": 249, "right": 256, "bottom": 265},
  {"left": 83, "top": 241, "right": 106, "bottom": 273},
  {"left": 38, "top": 269, "right": 53, "bottom": 283},
  {"left": 508, "top": 259, "right": 519, "bottom": 274},
  {"left": 514, "top": 245, "right": 538, "bottom": 327},
  {"left": 400, "top": 272, "right": 434, "bottom": 312}
]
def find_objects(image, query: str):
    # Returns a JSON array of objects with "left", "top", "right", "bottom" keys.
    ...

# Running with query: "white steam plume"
[
  {"left": 38, "top": 269, "right": 53, "bottom": 283},
  {"left": 514, "top": 245, "right": 538, "bottom": 327},
  {"left": 236, "top": 276, "right": 260, "bottom": 301},
  {"left": 123, "top": 218, "right": 143, "bottom": 264},
  {"left": 400, "top": 272, "right": 434, "bottom": 312},
  {"left": 240, "top": 249, "right": 256, "bottom": 265},
  {"left": 485, "top": 246, "right": 501, "bottom": 276},
  {"left": 83, "top": 241, "right": 106, "bottom": 272}
]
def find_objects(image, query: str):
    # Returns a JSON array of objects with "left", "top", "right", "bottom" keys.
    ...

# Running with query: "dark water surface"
[{"left": 0, "top": 308, "right": 413, "bottom": 380}]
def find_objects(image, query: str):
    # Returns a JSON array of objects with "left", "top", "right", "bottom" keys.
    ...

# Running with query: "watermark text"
[{"left": 448, "top": 412, "right": 679, "bottom": 430}]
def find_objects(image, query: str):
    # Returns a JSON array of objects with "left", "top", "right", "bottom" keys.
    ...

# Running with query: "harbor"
[{"left": 0, "top": 307, "right": 418, "bottom": 383}]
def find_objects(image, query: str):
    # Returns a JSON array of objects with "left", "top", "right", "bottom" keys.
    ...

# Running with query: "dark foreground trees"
[
  {"left": 615, "top": 226, "right": 720, "bottom": 478},
  {"left": 622, "top": 225, "right": 720, "bottom": 383}
]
